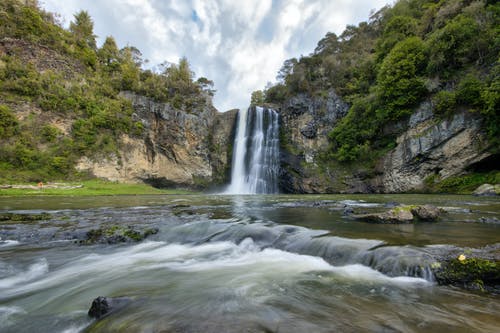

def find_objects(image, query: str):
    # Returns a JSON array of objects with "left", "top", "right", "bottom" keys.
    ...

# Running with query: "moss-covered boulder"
[{"left": 433, "top": 256, "right": 500, "bottom": 292}]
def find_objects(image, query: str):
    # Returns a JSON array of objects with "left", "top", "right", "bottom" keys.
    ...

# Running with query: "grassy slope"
[{"left": 0, "top": 179, "right": 197, "bottom": 196}]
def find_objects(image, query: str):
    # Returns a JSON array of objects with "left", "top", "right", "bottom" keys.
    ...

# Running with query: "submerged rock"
[
  {"left": 353, "top": 205, "right": 445, "bottom": 224},
  {"left": 82, "top": 225, "right": 158, "bottom": 244},
  {"left": 0, "top": 212, "right": 52, "bottom": 222},
  {"left": 473, "top": 184, "right": 499, "bottom": 196},
  {"left": 88, "top": 296, "right": 132, "bottom": 319}
]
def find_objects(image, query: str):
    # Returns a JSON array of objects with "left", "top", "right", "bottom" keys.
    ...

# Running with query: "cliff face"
[
  {"left": 76, "top": 93, "right": 236, "bottom": 188},
  {"left": 376, "top": 103, "right": 491, "bottom": 192},
  {"left": 278, "top": 90, "right": 350, "bottom": 193},
  {"left": 278, "top": 93, "right": 493, "bottom": 193}
]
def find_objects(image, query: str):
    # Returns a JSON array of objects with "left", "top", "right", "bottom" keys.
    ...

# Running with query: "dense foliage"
[
  {"left": 265, "top": 0, "right": 499, "bottom": 162},
  {"left": 0, "top": 0, "right": 214, "bottom": 182}
]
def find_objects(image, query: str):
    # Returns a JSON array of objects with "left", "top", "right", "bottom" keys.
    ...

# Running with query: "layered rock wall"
[
  {"left": 76, "top": 92, "right": 236, "bottom": 188},
  {"left": 278, "top": 92, "right": 493, "bottom": 193}
]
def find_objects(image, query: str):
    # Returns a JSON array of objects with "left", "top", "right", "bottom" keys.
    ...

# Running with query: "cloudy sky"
[{"left": 40, "top": 0, "right": 390, "bottom": 111}]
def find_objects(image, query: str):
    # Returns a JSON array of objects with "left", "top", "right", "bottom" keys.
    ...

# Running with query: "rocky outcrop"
[
  {"left": 76, "top": 93, "right": 236, "bottom": 189},
  {"left": 376, "top": 103, "right": 491, "bottom": 192},
  {"left": 278, "top": 90, "right": 349, "bottom": 193},
  {"left": 473, "top": 184, "right": 500, "bottom": 196},
  {"left": 210, "top": 109, "right": 238, "bottom": 185},
  {"left": 278, "top": 92, "right": 493, "bottom": 193},
  {"left": 0, "top": 38, "right": 85, "bottom": 78}
]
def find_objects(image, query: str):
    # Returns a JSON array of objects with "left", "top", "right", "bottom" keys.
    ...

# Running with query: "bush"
[
  {"left": 432, "top": 90, "right": 456, "bottom": 116},
  {"left": 376, "top": 36, "right": 428, "bottom": 119},
  {"left": 0, "top": 105, "right": 19, "bottom": 138}
]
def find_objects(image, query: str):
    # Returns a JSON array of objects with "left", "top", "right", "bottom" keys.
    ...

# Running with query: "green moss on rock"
[{"left": 434, "top": 257, "right": 500, "bottom": 292}]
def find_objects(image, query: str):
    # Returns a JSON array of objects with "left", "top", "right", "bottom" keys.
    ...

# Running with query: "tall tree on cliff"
[{"left": 69, "top": 10, "right": 97, "bottom": 50}]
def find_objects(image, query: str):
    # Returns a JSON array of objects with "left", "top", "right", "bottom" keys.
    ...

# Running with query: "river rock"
[
  {"left": 88, "top": 296, "right": 132, "bottom": 319},
  {"left": 473, "top": 184, "right": 499, "bottom": 196},
  {"left": 433, "top": 257, "right": 500, "bottom": 292},
  {"left": 410, "top": 205, "right": 445, "bottom": 221},
  {"left": 82, "top": 225, "right": 159, "bottom": 244},
  {"left": 354, "top": 207, "right": 414, "bottom": 224},
  {"left": 353, "top": 205, "right": 444, "bottom": 224}
]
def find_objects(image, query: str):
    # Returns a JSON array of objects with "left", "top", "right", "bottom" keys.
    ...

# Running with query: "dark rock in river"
[{"left": 88, "top": 296, "right": 132, "bottom": 319}]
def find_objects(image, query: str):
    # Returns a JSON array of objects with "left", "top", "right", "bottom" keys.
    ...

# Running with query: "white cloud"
[{"left": 40, "top": 0, "right": 390, "bottom": 111}]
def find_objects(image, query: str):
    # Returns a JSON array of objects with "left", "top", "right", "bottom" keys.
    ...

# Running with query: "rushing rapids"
[
  {"left": 226, "top": 106, "right": 280, "bottom": 194},
  {"left": 1, "top": 194, "right": 499, "bottom": 332}
]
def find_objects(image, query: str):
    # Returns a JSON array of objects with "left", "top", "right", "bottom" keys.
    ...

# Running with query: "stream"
[{"left": 0, "top": 194, "right": 499, "bottom": 332}]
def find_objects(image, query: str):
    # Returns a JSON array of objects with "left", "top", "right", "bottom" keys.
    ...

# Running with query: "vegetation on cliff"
[
  {"left": 0, "top": 0, "right": 215, "bottom": 183},
  {"left": 264, "top": 0, "right": 499, "bottom": 163}
]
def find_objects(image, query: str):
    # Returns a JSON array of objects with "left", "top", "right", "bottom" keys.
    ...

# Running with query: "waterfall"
[{"left": 226, "top": 106, "right": 280, "bottom": 194}]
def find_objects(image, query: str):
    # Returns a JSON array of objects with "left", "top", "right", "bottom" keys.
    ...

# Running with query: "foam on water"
[
  {"left": 0, "top": 239, "right": 20, "bottom": 247},
  {"left": 1, "top": 238, "right": 429, "bottom": 302},
  {"left": 0, "top": 258, "right": 48, "bottom": 289}
]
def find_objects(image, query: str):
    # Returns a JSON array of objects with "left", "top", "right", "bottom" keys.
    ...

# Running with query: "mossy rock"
[
  {"left": 0, "top": 212, "right": 52, "bottom": 222},
  {"left": 434, "top": 257, "right": 500, "bottom": 292},
  {"left": 82, "top": 225, "right": 159, "bottom": 244}
]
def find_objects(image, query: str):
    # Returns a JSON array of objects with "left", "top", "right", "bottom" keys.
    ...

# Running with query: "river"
[{"left": 1, "top": 194, "right": 499, "bottom": 332}]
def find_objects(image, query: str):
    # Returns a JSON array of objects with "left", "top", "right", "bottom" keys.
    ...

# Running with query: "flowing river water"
[{"left": 0, "top": 194, "right": 499, "bottom": 332}]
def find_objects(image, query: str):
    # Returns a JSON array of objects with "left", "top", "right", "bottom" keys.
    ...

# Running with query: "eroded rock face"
[
  {"left": 279, "top": 92, "right": 493, "bottom": 193},
  {"left": 76, "top": 93, "right": 236, "bottom": 189},
  {"left": 378, "top": 105, "right": 491, "bottom": 193},
  {"left": 278, "top": 90, "right": 349, "bottom": 193},
  {"left": 210, "top": 109, "right": 238, "bottom": 186}
]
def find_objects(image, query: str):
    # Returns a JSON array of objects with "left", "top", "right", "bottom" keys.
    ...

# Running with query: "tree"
[
  {"left": 376, "top": 36, "right": 427, "bottom": 119},
  {"left": 98, "top": 36, "right": 120, "bottom": 68},
  {"left": 276, "top": 58, "right": 297, "bottom": 83},
  {"left": 69, "top": 10, "right": 96, "bottom": 49},
  {"left": 119, "top": 47, "right": 140, "bottom": 90},
  {"left": 196, "top": 77, "right": 215, "bottom": 96},
  {"left": 314, "top": 32, "right": 340, "bottom": 55},
  {"left": 0, "top": 105, "right": 19, "bottom": 139},
  {"left": 250, "top": 90, "right": 265, "bottom": 106}
]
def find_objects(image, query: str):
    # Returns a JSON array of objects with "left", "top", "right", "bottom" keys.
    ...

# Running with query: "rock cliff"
[
  {"left": 278, "top": 90, "right": 350, "bottom": 193},
  {"left": 76, "top": 93, "right": 236, "bottom": 189},
  {"left": 277, "top": 92, "right": 494, "bottom": 193}
]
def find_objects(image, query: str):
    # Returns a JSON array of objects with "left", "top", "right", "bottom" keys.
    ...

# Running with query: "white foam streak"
[
  {"left": 0, "top": 239, "right": 20, "bottom": 247},
  {"left": 1, "top": 239, "right": 429, "bottom": 300},
  {"left": 0, "top": 259, "right": 48, "bottom": 289}
]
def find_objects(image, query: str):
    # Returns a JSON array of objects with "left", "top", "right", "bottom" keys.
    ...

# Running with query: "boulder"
[
  {"left": 433, "top": 257, "right": 500, "bottom": 292},
  {"left": 473, "top": 184, "right": 499, "bottom": 196},
  {"left": 88, "top": 296, "right": 132, "bottom": 319},
  {"left": 410, "top": 204, "right": 445, "bottom": 221},
  {"left": 354, "top": 207, "right": 414, "bottom": 224},
  {"left": 353, "top": 205, "right": 444, "bottom": 224}
]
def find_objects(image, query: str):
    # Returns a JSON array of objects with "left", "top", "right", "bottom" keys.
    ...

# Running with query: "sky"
[{"left": 40, "top": 0, "right": 391, "bottom": 111}]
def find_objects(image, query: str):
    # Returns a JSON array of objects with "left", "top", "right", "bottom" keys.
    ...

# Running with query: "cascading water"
[{"left": 226, "top": 106, "right": 280, "bottom": 194}]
